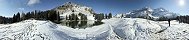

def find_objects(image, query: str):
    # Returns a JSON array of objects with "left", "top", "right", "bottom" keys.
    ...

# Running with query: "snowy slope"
[
  {"left": 54, "top": 2, "right": 95, "bottom": 20},
  {"left": 1, "top": 18, "right": 189, "bottom": 40},
  {"left": 115, "top": 7, "right": 178, "bottom": 20},
  {"left": 105, "top": 18, "right": 189, "bottom": 40},
  {"left": 0, "top": 20, "right": 66, "bottom": 40},
  {"left": 0, "top": 20, "right": 117, "bottom": 40}
]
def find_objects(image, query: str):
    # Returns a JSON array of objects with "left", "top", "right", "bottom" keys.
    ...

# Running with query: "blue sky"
[{"left": 0, "top": 0, "right": 189, "bottom": 17}]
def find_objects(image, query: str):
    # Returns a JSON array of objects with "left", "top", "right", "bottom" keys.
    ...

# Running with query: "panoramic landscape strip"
[{"left": 0, "top": 0, "right": 189, "bottom": 40}]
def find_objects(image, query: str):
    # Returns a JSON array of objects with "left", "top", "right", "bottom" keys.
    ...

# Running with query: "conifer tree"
[
  {"left": 108, "top": 13, "right": 112, "bottom": 19},
  {"left": 12, "top": 14, "right": 16, "bottom": 23},
  {"left": 16, "top": 12, "right": 20, "bottom": 22},
  {"left": 66, "top": 15, "right": 68, "bottom": 20},
  {"left": 121, "top": 14, "right": 124, "bottom": 18},
  {"left": 69, "top": 15, "right": 71, "bottom": 20},
  {"left": 57, "top": 12, "right": 60, "bottom": 21},
  {"left": 105, "top": 14, "right": 108, "bottom": 19},
  {"left": 21, "top": 13, "right": 26, "bottom": 21}
]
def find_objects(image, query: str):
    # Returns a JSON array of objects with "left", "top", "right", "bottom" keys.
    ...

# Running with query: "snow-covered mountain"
[
  {"left": 54, "top": 2, "right": 95, "bottom": 20},
  {"left": 115, "top": 7, "right": 178, "bottom": 20},
  {"left": 152, "top": 7, "right": 178, "bottom": 19}
]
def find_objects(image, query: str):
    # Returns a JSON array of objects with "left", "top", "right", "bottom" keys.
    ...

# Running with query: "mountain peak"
[
  {"left": 54, "top": 2, "right": 95, "bottom": 20},
  {"left": 133, "top": 7, "right": 153, "bottom": 12},
  {"left": 64, "top": 2, "right": 78, "bottom": 6},
  {"left": 116, "top": 7, "right": 178, "bottom": 20},
  {"left": 142, "top": 7, "right": 151, "bottom": 9},
  {"left": 154, "top": 7, "right": 167, "bottom": 12},
  {"left": 62, "top": 2, "right": 85, "bottom": 8},
  {"left": 142, "top": 7, "right": 153, "bottom": 11}
]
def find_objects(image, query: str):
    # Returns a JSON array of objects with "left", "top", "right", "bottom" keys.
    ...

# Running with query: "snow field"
[{"left": 1, "top": 18, "right": 189, "bottom": 40}]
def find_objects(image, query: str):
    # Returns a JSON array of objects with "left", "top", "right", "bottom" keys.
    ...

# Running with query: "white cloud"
[
  {"left": 17, "top": 8, "right": 26, "bottom": 13},
  {"left": 27, "top": 0, "right": 40, "bottom": 6},
  {"left": 18, "top": 8, "right": 25, "bottom": 10}
]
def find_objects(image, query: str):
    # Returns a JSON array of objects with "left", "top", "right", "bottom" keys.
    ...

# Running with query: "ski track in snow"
[{"left": 0, "top": 18, "right": 189, "bottom": 40}]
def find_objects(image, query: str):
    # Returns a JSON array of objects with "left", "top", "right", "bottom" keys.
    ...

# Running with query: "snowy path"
[{"left": 1, "top": 18, "right": 189, "bottom": 40}]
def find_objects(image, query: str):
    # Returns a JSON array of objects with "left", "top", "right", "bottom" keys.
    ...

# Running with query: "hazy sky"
[{"left": 0, "top": 0, "right": 189, "bottom": 17}]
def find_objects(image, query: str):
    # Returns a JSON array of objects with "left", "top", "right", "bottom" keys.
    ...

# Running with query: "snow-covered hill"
[
  {"left": 105, "top": 18, "right": 189, "bottom": 40},
  {"left": 115, "top": 7, "right": 178, "bottom": 20},
  {"left": 54, "top": 2, "right": 95, "bottom": 20},
  {"left": 1, "top": 18, "right": 189, "bottom": 40},
  {"left": 0, "top": 20, "right": 117, "bottom": 40}
]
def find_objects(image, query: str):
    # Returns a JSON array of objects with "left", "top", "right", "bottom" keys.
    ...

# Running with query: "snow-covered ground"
[
  {"left": 0, "top": 18, "right": 189, "bottom": 40},
  {"left": 0, "top": 19, "right": 116, "bottom": 40},
  {"left": 105, "top": 18, "right": 189, "bottom": 40}
]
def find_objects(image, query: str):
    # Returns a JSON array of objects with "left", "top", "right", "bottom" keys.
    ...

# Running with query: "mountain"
[
  {"left": 53, "top": 2, "right": 95, "bottom": 20},
  {"left": 152, "top": 7, "right": 178, "bottom": 19},
  {"left": 115, "top": 7, "right": 178, "bottom": 20}
]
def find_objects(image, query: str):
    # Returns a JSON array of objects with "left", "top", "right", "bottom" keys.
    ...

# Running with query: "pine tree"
[
  {"left": 31, "top": 11, "right": 34, "bottom": 18},
  {"left": 71, "top": 14, "right": 75, "bottom": 20},
  {"left": 101, "top": 13, "right": 104, "bottom": 19},
  {"left": 105, "top": 14, "right": 108, "bottom": 19},
  {"left": 81, "top": 15, "right": 84, "bottom": 20},
  {"left": 12, "top": 14, "right": 16, "bottom": 23},
  {"left": 66, "top": 15, "right": 68, "bottom": 20},
  {"left": 16, "top": 12, "right": 20, "bottom": 22},
  {"left": 34, "top": 10, "right": 37, "bottom": 18},
  {"left": 83, "top": 15, "right": 87, "bottom": 20},
  {"left": 69, "top": 15, "right": 71, "bottom": 20},
  {"left": 75, "top": 14, "right": 79, "bottom": 20},
  {"left": 21, "top": 12, "right": 26, "bottom": 21},
  {"left": 25, "top": 12, "right": 31, "bottom": 19},
  {"left": 57, "top": 12, "right": 60, "bottom": 21},
  {"left": 45, "top": 12, "right": 48, "bottom": 20},
  {"left": 121, "top": 14, "right": 124, "bottom": 18},
  {"left": 79, "top": 13, "right": 83, "bottom": 20},
  {"left": 108, "top": 13, "right": 112, "bottom": 19}
]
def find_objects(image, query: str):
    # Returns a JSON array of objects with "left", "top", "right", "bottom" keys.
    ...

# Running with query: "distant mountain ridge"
[{"left": 115, "top": 7, "right": 179, "bottom": 20}]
